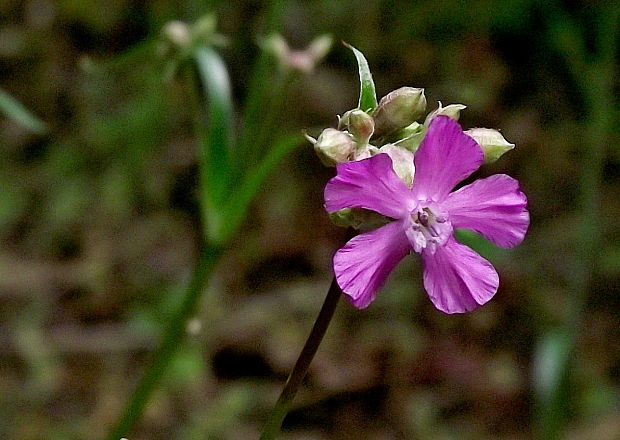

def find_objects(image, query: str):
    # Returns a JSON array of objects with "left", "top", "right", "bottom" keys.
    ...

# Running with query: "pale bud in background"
[{"left": 465, "top": 127, "right": 515, "bottom": 163}]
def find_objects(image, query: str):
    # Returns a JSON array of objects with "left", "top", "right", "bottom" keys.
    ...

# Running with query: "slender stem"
[
  {"left": 104, "top": 242, "right": 223, "bottom": 440},
  {"left": 259, "top": 276, "right": 343, "bottom": 440}
]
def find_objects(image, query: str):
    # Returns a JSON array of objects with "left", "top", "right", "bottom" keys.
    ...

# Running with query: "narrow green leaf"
[
  {"left": 343, "top": 42, "right": 377, "bottom": 112},
  {"left": 0, "top": 87, "right": 47, "bottom": 134},
  {"left": 192, "top": 46, "right": 233, "bottom": 239},
  {"left": 219, "top": 133, "right": 301, "bottom": 243},
  {"left": 533, "top": 329, "right": 572, "bottom": 440}
]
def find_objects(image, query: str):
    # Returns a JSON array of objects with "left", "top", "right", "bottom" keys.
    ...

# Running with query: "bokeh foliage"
[{"left": 1, "top": 0, "right": 619, "bottom": 439}]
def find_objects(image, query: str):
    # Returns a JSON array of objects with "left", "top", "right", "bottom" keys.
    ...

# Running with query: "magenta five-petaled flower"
[{"left": 324, "top": 116, "right": 530, "bottom": 313}]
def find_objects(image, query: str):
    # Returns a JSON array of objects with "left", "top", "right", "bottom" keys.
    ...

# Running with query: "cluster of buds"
[
  {"left": 158, "top": 15, "right": 228, "bottom": 79},
  {"left": 308, "top": 78, "right": 515, "bottom": 229},
  {"left": 309, "top": 88, "right": 515, "bottom": 179}
]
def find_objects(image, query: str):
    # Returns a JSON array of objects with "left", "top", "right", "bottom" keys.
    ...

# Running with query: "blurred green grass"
[{"left": 1, "top": 0, "right": 619, "bottom": 439}]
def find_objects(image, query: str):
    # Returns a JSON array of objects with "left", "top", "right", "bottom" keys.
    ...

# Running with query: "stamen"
[
  {"left": 418, "top": 211, "right": 429, "bottom": 225},
  {"left": 407, "top": 205, "right": 452, "bottom": 254}
]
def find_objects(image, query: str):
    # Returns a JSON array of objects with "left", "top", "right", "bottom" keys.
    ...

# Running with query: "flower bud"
[
  {"left": 379, "top": 144, "right": 415, "bottom": 187},
  {"left": 465, "top": 128, "right": 515, "bottom": 163},
  {"left": 373, "top": 87, "right": 426, "bottom": 137},
  {"left": 310, "top": 128, "right": 356, "bottom": 166},
  {"left": 340, "top": 109, "right": 375, "bottom": 143},
  {"left": 424, "top": 102, "right": 467, "bottom": 126},
  {"left": 162, "top": 21, "right": 192, "bottom": 50},
  {"left": 191, "top": 15, "right": 217, "bottom": 41}
]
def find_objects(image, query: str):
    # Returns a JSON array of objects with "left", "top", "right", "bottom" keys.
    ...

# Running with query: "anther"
[{"left": 418, "top": 211, "right": 429, "bottom": 225}]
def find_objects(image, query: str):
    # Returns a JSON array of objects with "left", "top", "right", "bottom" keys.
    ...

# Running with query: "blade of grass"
[
  {"left": 533, "top": 330, "right": 572, "bottom": 440},
  {"left": 104, "top": 242, "right": 224, "bottom": 440},
  {"left": 0, "top": 87, "right": 47, "bottom": 134},
  {"left": 219, "top": 133, "right": 301, "bottom": 243},
  {"left": 192, "top": 46, "right": 233, "bottom": 242}
]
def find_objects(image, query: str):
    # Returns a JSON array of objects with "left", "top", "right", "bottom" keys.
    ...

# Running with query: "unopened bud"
[
  {"left": 162, "top": 21, "right": 192, "bottom": 49},
  {"left": 373, "top": 87, "right": 426, "bottom": 137},
  {"left": 379, "top": 144, "right": 415, "bottom": 187},
  {"left": 311, "top": 128, "right": 356, "bottom": 166},
  {"left": 465, "top": 128, "right": 515, "bottom": 163},
  {"left": 424, "top": 102, "right": 466, "bottom": 126},
  {"left": 341, "top": 109, "right": 374, "bottom": 143}
]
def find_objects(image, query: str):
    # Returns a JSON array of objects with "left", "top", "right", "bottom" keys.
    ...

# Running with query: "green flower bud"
[
  {"left": 191, "top": 15, "right": 217, "bottom": 41},
  {"left": 310, "top": 128, "right": 356, "bottom": 166},
  {"left": 330, "top": 208, "right": 391, "bottom": 230},
  {"left": 424, "top": 102, "right": 467, "bottom": 126},
  {"left": 373, "top": 87, "right": 426, "bottom": 136},
  {"left": 379, "top": 144, "right": 415, "bottom": 187},
  {"left": 340, "top": 109, "right": 375, "bottom": 143},
  {"left": 465, "top": 128, "right": 515, "bottom": 163},
  {"left": 191, "top": 15, "right": 227, "bottom": 47}
]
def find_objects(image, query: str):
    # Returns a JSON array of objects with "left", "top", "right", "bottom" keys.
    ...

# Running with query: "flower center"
[{"left": 405, "top": 205, "right": 452, "bottom": 254}]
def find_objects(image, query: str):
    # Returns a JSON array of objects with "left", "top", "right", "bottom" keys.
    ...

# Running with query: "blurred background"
[{"left": 1, "top": 0, "right": 619, "bottom": 439}]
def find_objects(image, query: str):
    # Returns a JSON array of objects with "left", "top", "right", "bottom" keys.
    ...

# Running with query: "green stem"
[
  {"left": 104, "top": 242, "right": 223, "bottom": 440},
  {"left": 259, "top": 276, "right": 343, "bottom": 440}
]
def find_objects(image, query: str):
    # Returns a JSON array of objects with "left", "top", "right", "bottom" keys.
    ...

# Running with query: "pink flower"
[{"left": 324, "top": 116, "right": 529, "bottom": 313}]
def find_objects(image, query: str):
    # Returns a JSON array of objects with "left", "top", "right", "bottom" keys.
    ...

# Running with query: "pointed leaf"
[
  {"left": 192, "top": 46, "right": 233, "bottom": 238},
  {"left": 344, "top": 42, "right": 377, "bottom": 112},
  {"left": 533, "top": 329, "right": 572, "bottom": 439},
  {"left": 219, "top": 133, "right": 301, "bottom": 243}
]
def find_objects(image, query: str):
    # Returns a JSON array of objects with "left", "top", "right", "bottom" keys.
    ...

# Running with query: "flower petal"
[
  {"left": 412, "top": 116, "right": 483, "bottom": 202},
  {"left": 334, "top": 220, "right": 410, "bottom": 309},
  {"left": 324, "top": 153, "right": 415, "bottom": 219},
  {"left": 443, "top": 174, "right": 529, "bottom": 248},
  {"left": 421, "top": 236, "right": 498, "bottom": 314}
]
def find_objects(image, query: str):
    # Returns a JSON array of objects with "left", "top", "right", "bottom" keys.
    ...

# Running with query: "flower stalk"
[{"left": 259, "top": 276, "right": 342, "bottom": 440}]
